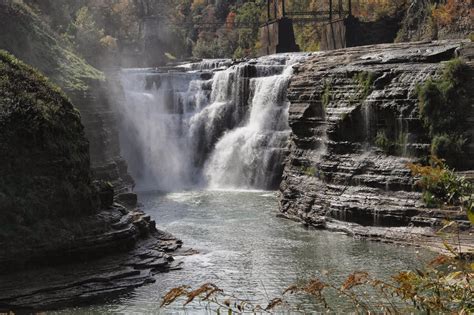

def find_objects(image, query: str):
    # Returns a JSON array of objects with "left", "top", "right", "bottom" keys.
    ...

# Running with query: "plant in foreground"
[
  {"left": 407, "top": 156, "right": 473, "bottom": 221},
  {"left": 161, "top": 232, "right": 473, "bottom": 313}
]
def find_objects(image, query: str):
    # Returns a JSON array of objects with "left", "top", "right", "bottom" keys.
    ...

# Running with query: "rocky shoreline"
[
  {"left": 0, "top": 194, "right": 183, "bottom": 312},
  {"left": 279, "top": 40, "right": 474, "bottom": 250}
]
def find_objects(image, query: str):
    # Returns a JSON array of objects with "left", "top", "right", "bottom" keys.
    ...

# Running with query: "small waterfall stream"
[{"left": 118, "top": 54, "right": 309, "bottom": 191}]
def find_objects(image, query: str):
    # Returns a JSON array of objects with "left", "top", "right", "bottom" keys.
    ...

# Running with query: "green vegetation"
[
  {"left": 375, "top": 130, "right": 392, "bottom": 154},
  {"left": 408, "top": 157, "right": 473, "bottom": 213},
  {"left": 2, "top": 0, "right": 412, "bottom": 63},
  {"left": 0, "top": 0, "right": 104, "bottom": 92},
  {"left": 321, "top": 80, "right": 332, "bottom": 108},
  {"left": 417, "top": 58, "right": 470, "bottom": 168},
  {"left": 0, "top": 50, "right": 97, "bottom": 241},
  {"left": 375, "top": 130, "right": 409, "bottom": 156},
  {"left": 355, "top": 71, "right": 376, "bottom": 99},
  {"left": 301, "top": 166, "right": 317, "bottom": 177}
]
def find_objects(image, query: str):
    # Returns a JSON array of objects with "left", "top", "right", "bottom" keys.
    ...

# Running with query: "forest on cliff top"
[
  {"left": 18, "top": 0, "right": 411, "bottom": 63},
  {"left": 15, "top": 0, "right": 471, "bottom": 65}
]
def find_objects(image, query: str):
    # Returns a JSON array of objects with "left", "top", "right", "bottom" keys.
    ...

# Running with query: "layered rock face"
[
  {"left": 0, "top": 1, "right": 133, "bottom": 190},
  {"left": 67, "top": 85, "right": 134, "bottom": 191},
  {"left": 0, "top": 51, "right": 182, "bottom": 311},
  {"left": 280, "top": 40, "right": 474, "bottom": 235}
]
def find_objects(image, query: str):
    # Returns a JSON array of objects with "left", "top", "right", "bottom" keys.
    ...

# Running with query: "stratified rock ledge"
[
  {"left": 0, "top": 204, "right": 183, "bottom": 312},
  {"left": 279, "top": 40, "right": 474, "bottom": 251}
]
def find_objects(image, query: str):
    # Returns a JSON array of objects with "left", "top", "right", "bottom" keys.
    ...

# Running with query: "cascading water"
[{"left": 118, "top": 54, "right": 309, "bottom": 191}]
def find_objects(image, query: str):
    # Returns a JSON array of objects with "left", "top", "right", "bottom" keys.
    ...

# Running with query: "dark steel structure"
[{"left": 265, "top": 0, "right": 353, "bottom": 23}]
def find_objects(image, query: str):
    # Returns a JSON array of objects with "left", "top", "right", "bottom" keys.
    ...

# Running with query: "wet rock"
[
  {"left": 0, "top": 208, "right": 183, "bottom": 312},
  {"left": 116, "top": 192, "right": 138, "bottom": 208},
  {"left": 280, "top": 40, "right": 474, "bottom": 241}
]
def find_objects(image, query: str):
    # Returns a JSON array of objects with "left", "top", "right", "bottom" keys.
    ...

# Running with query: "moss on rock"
[
  {"left": 0, "top": 0, "right": 104, "bottom": 92},
  {"left": 0, "top": 50, "right": 97, "bottom": 236}
]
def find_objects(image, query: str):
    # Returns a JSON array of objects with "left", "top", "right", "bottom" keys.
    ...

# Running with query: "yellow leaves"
[
  {"left": 191, "top": 0, "right": 207, "bottom": 11},
  {"left": 444, "top": 271, "right": 462, "bottom": 283},
  {"left": 467, "top": 206, "right": 474, "bottom": 225}
]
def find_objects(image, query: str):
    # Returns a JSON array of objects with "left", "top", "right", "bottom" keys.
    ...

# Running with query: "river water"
[
  {"left": 61, "top": 55, "right": 433, "bottom": 313},
  {"left": 62, "top": 190, "right": 431, "bottom": 314}
]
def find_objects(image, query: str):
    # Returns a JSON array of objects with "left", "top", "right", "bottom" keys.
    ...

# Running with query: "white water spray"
[{"left": 118, "top": 54, "right": 308, "bottom": 191}]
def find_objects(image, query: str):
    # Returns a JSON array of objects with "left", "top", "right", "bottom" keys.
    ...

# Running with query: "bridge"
[
  {"left": 264, "top": 0, "right": 352, "bottom": 23},
  {"left": 260, "top": 0, "right": 356, "bottom": 55},
  {"left": 140, "top": 0, "right": 401, "bottom": 63}
]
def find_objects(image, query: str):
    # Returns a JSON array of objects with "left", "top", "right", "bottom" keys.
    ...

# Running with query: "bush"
[
  {"left": 408, "top": 157, "right": 472, "bottom": 209},
  {"left": 418, "top": 58, "right": 470, "bottom": 168},
  {"left": 375, "top": 130, "right": 392, "bottom": 154},
  {"left": 431, "top": 134, "right": 466, "bottom": 167}
]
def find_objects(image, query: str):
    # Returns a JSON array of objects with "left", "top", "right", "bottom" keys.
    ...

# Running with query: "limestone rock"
[{"left": 280, "top": 40, "right": 474, "bottom": 239}]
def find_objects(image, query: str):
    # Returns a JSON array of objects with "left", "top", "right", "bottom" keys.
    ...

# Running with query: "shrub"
[
  {"left": 431, "top": 134, "right": 466, "bottom": 167},
  {"left": 162, "top": 241, "right": 474, "bottom": 313},
  {"left": 418, "top": 58, "right": 470, "bottom": 168},
  {"left": 431, "top": 0, "right": 461, "bottom": 26},
  {"left": 408, "top": 157, "right": 472, "bottom": 209}
]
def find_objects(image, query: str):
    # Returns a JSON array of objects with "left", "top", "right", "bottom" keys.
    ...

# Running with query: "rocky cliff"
[
  {"left": 0, "top": 0, "right": 132, "bottom": 190},
  {"left": 0, "top": 50, "right": 181, "bottom": 311},
  {"left": 280, "top": 40, "right": 474, "bottom": 243}
]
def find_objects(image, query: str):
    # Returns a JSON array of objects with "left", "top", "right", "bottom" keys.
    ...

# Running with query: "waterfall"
[{"left": 118, "top": 54, "right": 308, "bottom": 191}]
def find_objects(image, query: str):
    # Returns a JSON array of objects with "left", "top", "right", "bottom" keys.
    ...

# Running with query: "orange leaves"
[
  {"left": 160, "top": 283, "right": 223, "bottom": 307},
  {"left": 160, "top": 285, "right": 189, "bottom": 307},
  {"left": 184, "top": 283, "right": 222, "bottom": 305},
  {"left": 284, "top": 278, "right": 327, "bottom": 297},
  {"left": 432, "top": 0, "right": 462, "bottom": 26},
  {"left": 341, "top": 271, "right": 369, "bottom": 291},
  {"left": 225, "top": 11, "right": 236, "bottom": 30},
  {"left": 265, "top": 298, "right": 283, "bottom": 311}
]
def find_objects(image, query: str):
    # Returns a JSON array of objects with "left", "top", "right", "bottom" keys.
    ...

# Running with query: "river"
[{"left": 60, "top": 189, "right": 431, "bottom": 314}]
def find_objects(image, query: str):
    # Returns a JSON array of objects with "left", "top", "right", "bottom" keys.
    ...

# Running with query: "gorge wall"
[
  {"left": 280, "top": 40, "right": 474, "bottom": 236},
  {"left": 0, "top": 0, "right": 133, "bottom": 190},
  {"left": 0, "top": 50, "right": 182, "bottom": 311}
]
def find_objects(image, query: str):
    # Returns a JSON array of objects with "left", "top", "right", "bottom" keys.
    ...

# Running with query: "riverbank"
[
  {"left": 280, "top": 40, "right": 474, "bottom": 248},
  {"left": 277, "top": 211, "right": 474, "bottom": 256},
  {"left": 0, "top": 201, "right": 183, "bottom": 312},
  {"left": 48, "top": 190, "right": 435, "bottom": 314}
]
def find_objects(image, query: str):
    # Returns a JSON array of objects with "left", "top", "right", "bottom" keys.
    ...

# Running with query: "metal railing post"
[
  {"left": 267, "top": 0, "right": 271, "bottom": 22},
  {"left": 329, "top": 0, "right": 333, "bottom": 21}
]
